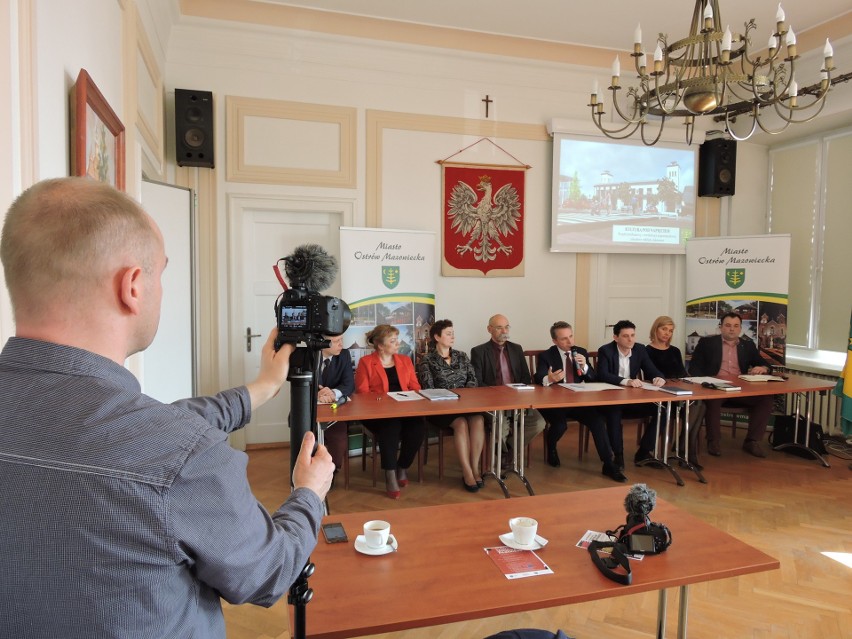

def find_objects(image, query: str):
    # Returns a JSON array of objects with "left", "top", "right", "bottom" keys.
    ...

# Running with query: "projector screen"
[{"left": 551, "top": 133, "right": 697, "bottom": 254}]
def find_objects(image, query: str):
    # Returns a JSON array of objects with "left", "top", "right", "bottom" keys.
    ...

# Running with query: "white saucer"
[
  {"left": 499, "top": 532, "right": 547, "bottom": 551},
  {"left": 354, "top": 534, "right": 398, "bottom": 556}
]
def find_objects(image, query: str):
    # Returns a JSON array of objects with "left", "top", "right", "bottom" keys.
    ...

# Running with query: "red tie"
[{"left": 563, "top": 351, "right": 575, "bottom": 383}]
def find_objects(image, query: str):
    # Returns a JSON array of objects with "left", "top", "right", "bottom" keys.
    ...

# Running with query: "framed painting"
[{"left": 70, "top": 69, "right": 125, "bottom": 190}]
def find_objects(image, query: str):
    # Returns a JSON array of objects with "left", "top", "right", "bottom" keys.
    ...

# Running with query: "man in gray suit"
[{"left": 470, "top": 314, "right": 544, "bottom": 461}]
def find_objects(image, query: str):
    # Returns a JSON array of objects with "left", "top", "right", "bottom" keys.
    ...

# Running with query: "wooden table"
[
  {"left": 297, "top": 487, "right": 779, "bottom": 639},
  {"left": 316, "top": 375, "right": 837, "bottom": 491},
  {"left": 318, "top": 386, "right": 533, "bottom": 496}
]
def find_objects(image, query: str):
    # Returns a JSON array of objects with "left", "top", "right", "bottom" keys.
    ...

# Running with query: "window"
[{"left": 769, "top": 128, "right": 852, "bottom": 353}]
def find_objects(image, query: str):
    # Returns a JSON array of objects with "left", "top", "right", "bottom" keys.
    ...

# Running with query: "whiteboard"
[{"left": 140, "top": 180, "right": 196, "bottom": 402}]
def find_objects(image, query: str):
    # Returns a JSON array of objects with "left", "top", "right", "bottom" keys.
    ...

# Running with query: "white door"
[{"left": 228, "top": 194, "right": 354, "bottom": 445}]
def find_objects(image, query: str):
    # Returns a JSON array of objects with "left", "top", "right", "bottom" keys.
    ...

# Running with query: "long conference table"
[
  {"left": 317, "top": 374, "right": 836, "bottom": 493},
  {"left": 296, "top": 487, "right": 780, "bottom": 639}
]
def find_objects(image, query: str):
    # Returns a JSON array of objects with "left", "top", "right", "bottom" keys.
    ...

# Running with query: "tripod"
[{"left": 287, "top": 337, "right": 327, "bottom": 639}]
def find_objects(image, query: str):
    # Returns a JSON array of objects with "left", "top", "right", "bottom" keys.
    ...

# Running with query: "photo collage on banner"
[
  {"left": 339, "top": 228, "right": 437, "bottom": 370},
  {"left": 685, "top": 235, "right": 791, "bottom": 367}
]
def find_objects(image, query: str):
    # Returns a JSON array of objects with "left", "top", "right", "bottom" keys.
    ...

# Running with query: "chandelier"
[{"left": 589, "top": 1, "right": 835, "bottom": 145}]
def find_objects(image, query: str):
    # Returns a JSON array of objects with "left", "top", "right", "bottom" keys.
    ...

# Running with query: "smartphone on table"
[{"left": 321, "top": 522, "right": 348, "bottom": 543}]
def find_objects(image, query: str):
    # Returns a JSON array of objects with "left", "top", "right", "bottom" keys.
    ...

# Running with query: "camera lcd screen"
[
  {"left": 279, "top": 305, "right": 309, "bottom": 329},
  {"left": 321, "top": 522, "right": 348, "bottom": 543},
  {"left": 628, "top": 534, "right": 656, "bottom": 553}
]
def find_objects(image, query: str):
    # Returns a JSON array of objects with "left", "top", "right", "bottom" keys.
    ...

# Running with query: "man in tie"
[
  {"left": 290, "top": 335, "right": 355, "bottom": 470},
  {"left": 470, "top": 314, "right": 544, "bottom": 463},
  {"left": 534, "top": 321, "right": 625, "bottom": 482}
]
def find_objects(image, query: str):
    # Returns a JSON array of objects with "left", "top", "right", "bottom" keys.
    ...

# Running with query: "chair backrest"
[
  {"left": 525, "top": 349, "right": 599, "bottom": 375},
  {"left": 523, "top": 349, "right": 544, "bottom": 379}
]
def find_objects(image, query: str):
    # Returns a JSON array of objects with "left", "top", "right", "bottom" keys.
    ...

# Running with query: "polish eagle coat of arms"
[{"left": 447, "top": 174, "right": 521, "bottom": 263}]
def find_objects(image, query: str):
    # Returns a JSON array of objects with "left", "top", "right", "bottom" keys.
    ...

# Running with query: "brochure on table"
[{"left": 484, "top": 546, "right": 553, "bottom": 579}]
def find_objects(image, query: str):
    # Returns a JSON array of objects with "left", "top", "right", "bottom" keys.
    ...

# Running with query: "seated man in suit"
[
  {"left": 688, "top": 312, "right": 773, "bottom": 458},
  {"left": 534, "top": 321, "right": 626, "bottom": 482},
  {"left": 597, "top": 320, "right": 666, "bottom": 468},
  {"left": 289, "top": 335, "right": 355, "bottom": 470},
  {"left": 470, "top": 313, "right": 545, "bottom": 463}
]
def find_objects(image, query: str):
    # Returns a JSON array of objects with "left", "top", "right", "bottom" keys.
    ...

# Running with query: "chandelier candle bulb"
[
  {"left": 768, "top": 34, "right": 777, "bottom": 53},
  {"left": 640, "top": 53, "right": 647, "bottom": 73},
  {"left": 634, "top": 24, "right": 642, "bottom": 53},
  {"left": 722, "top": 27, "right": 732, "bottom": 51},
  {"left": 703, "top": 3, "right": 713, "bottom": 30},
  {"left": 653, "top": 44, "right": 663, "bottom": 74},
  {"left": 786, "top": 27, "right": 797, "bottom": 58},
  {"left": 824, "top": 39, "right": 833, "bottom": 70},
  {"left": 776, "top": 3, "right": 786, "bottom": 32},
  {"left": 788, "top": 78, "right": 798, "bottom": 107}
]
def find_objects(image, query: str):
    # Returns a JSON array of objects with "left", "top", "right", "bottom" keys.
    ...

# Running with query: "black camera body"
[
  {"left": 617, "top": 517, "right": 672, "bottom": 555},
  {"left": 274, "top": 286, "right": 351, "bottom": 350}
]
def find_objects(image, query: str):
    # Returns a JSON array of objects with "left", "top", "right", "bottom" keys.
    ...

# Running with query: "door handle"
[{"left": 246, "top": 327, "right": 262, "bottom": 352}]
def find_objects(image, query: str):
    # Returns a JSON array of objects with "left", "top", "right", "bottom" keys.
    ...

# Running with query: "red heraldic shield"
[{"left": 442, "top": 164, "right": 525, "bottom": 276}]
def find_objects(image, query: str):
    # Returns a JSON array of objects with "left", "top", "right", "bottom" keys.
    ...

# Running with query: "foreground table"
[{"left": 296, "top": 487, "right": 779, "bottom": 638}]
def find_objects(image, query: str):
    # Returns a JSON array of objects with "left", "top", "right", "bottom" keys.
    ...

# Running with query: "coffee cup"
[
  {"left": 509, "top": 517, "right": 538, "bottom": 546},
  {"left": 363, "top": 520, "right": 391, "bottom": 549}
]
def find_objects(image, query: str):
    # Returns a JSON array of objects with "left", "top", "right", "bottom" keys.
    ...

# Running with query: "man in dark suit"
[
  {"left": 597, "top": 320, "right": 666, "bottom": 468},
  {"left": 470, "top": 313, "right": 544, "bottom": 459},
  {"left": 688, "top": 312, "right": 773, "bottom": 458},
  {"left": 534, "top": 321, "right": 625, "bottom": 482},
  {"left": 289, "top": 335, "right": 355, "bottom": 470}
]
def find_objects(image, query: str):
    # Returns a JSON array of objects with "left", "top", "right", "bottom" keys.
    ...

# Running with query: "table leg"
[
  {"left": 481, "top": 410, "right": 510, "bottom": 498},
  {"left": 501, "top": 409, "right": 535, "bottom": 496},
  {"left": 668, "top": 402, "right": 706, "bottom": 484},
  {"left": 635, "top": 402, "right": 684, "bottom": 486},
  {"left": 677, "top": 585, "right": 689, "bottom": 639},
  {"left": 656, "top": 588, "right": 667, "bottom": 639}
]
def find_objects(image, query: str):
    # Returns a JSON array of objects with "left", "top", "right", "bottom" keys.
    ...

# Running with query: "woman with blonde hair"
[
  {"left": 354, "top": 324, "right": 426, "bottom": 499},
  {"left": 417, "top": 319, "right": 486, "bottom": 492},
  {"left": 647, "top": 315, "right": 705, "bottom": 469}
]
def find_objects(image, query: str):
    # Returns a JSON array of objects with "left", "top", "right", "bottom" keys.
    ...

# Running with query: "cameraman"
[{"left": 0, "top": 178, "right": 334, "bottom": 639}]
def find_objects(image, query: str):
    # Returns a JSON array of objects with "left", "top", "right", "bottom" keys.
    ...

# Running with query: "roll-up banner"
[
  {"left": 685, "top": 234, "right": 791, "bottom": 366},
  {"left": 340, "top": 227, "right": 436, "bottom": 369}
]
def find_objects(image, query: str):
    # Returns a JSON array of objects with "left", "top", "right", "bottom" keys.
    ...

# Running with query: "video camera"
[{"left": 273, "top": 244, "right": 351, "bottom": 350}]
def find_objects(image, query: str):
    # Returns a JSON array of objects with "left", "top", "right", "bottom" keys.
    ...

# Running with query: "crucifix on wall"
[{"left": 482, "top": 94, "right": 493, "bottom": 118}]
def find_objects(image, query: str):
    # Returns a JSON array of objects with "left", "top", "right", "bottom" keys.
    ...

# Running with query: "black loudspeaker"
[
  {"left": 175, "top": 89, "right": 214, "bottom": 168},
  {"left": 698, "top": 138, "right": 736, "bottom": 197}
]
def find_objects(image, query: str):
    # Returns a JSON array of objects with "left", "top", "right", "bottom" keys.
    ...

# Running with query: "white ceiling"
[{"left": 258, "top": 0, "right": 850, "bottom": 51}]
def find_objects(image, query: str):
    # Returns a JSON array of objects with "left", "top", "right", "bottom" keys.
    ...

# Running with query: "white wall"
[
  {"left": 1, "top": 0, "right": 127, "bottom": 345},
  {"left": 34, "top": 0, "right": 124, "bottom": 180},
  {"left": 164, "top": 20, "right": 710, "bottom": 378}
]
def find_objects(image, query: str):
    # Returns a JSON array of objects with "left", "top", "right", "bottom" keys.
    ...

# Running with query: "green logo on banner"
[
  {"left": 382, "top": 266, "right": 400, "bottom": 289},
  {"left": 725, "top": 268, "right": 746, "bottom": 289}
]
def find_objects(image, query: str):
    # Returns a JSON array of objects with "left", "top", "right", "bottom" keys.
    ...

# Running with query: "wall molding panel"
[{"left": 225, "top": 96, "right": 356, "bottom": 187}]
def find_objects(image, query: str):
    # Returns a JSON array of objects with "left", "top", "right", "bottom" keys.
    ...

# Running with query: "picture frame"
[{"left": 70, "top": 69, "right": 125, "bottom": 190}]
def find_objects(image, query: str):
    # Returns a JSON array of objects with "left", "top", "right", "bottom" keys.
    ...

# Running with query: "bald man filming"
[{"left": 0, "top": 178, "right": 334, "bottom": 639}]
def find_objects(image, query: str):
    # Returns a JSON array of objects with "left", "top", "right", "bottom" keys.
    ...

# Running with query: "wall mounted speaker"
[
  {"left": 698, "top": 138, "right": 736, "bottom": 197},
  {"left": 175, "top": 89, "right": 214, "bottom": 168}
]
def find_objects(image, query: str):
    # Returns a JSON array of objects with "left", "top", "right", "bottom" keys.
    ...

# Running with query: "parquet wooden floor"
[{"left": 227, "top": 426, "right": 852, "bottom": 639}]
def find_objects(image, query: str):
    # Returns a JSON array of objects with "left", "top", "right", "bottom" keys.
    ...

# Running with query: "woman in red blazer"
[{"left": 355, "top": 324, "right": 426, "bottom": 499}]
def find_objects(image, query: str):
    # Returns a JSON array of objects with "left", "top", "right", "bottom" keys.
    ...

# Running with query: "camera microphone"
[
  {"left": 570, "top": 347, "right": 584, "bottom": 378},
  {"left": 624, "top": 483, "right": 656, "bottom": 527},
  {"left": 283, "top": 244, "right": 338, "bottom": 292}
]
